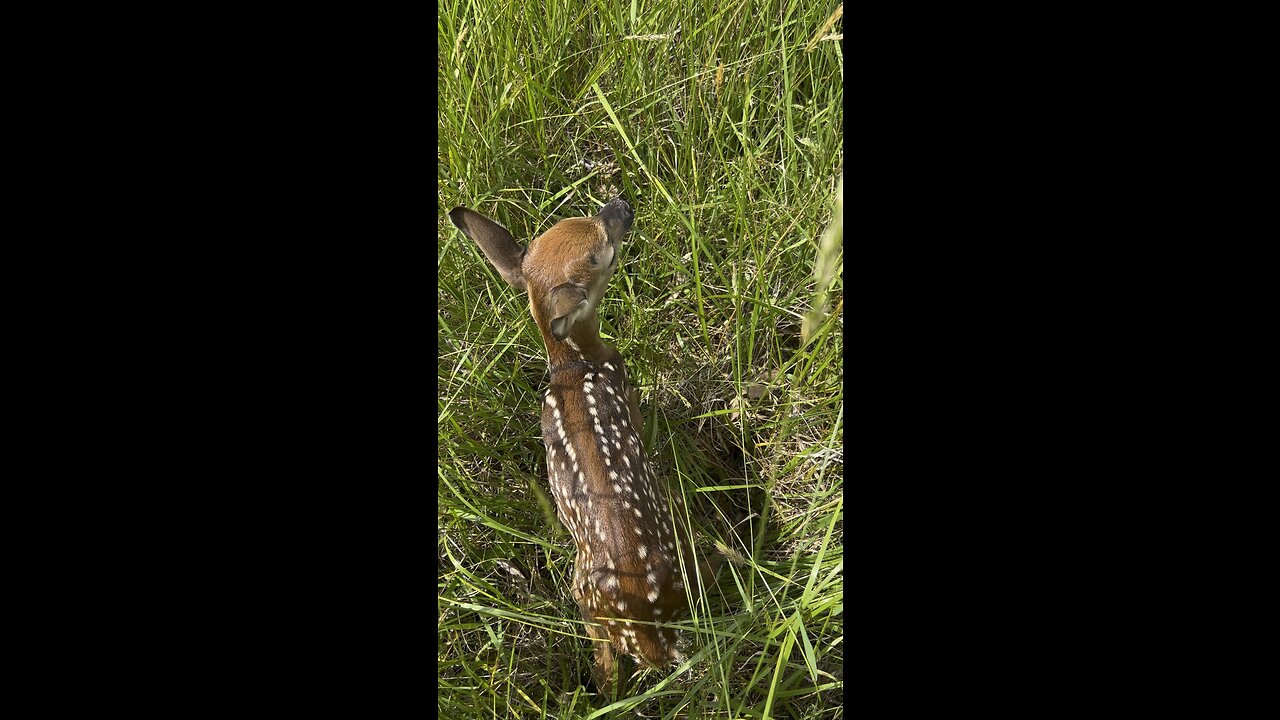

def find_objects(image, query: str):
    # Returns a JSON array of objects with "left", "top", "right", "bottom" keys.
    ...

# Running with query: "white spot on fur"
[
  {"left": 637, "top": 545, "right": 647, "bottom": 559},
  {"left": 647, "top": 589, "right": 660, "bottom": 602}
]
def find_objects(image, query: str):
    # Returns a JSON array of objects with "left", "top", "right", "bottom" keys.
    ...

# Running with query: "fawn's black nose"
[{"left": 599, "top": 197, "right": 633, "bottom": 232}]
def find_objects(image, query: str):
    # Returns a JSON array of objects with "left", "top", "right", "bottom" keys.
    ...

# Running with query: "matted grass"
[{"left": 439, "top": 2, "right": 843, "bottom": 717}]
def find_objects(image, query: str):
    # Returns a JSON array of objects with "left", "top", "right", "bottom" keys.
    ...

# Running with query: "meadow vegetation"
[{"left": 439, "top": 2, "right": 843, "bottom": 716}]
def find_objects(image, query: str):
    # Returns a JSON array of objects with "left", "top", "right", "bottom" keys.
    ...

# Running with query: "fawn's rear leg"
[
  {"left": 585, "top": 619, "right": 618, "bottom": 696},
  {"left": 626, "top": 384, "right": 644, "bottom": 435},
  {"left": 687, "top": 503, "right": 757, "bottom": 597}
]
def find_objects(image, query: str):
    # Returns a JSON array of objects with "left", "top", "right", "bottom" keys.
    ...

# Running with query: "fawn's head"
[{"left": 449, "top": 198, "right": 634, "bottom": 352}]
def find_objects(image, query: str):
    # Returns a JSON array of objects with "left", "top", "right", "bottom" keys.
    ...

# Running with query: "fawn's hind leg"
[
  {"left": 687, "top": 505, "right": 757, "bottom": 597},
  {"left": 626, "top": 384, "right": 644, "bottom": 435},
  {"left": 585, "top": 619, "right": 617, "bottom": 695}
]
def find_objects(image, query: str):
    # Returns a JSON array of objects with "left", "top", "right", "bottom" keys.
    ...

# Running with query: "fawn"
[{"left": 448, "top": 198, "right": 722, "bottom": 693}]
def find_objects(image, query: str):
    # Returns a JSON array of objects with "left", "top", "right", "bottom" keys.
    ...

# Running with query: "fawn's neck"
[{"left": 537, "top": 310, "right": 618, "bottom": 372}]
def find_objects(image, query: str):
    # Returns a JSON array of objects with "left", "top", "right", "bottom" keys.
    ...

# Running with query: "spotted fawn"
[{"left": 448, "top": 198, "right": 720, "bottom": 693}]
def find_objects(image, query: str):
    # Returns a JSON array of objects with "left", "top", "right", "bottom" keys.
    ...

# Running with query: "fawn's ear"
[
  {"left": 448, "top": 207, "right": 527, "bottom": 291},
  {"left": 549, "top": 284, "right": 590, "bottom": 341}
]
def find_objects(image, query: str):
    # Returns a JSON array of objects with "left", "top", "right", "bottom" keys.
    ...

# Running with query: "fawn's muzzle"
[{"left": 599, "top": 197, "right": 634, "bottom": 233}]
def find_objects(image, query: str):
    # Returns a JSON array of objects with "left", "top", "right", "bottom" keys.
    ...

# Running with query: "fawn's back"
[{"left": 544, "top": 350, "right": 690, "bottom": 670}]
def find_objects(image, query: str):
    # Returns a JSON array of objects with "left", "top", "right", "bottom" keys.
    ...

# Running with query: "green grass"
[{"left": 439, "top": 2, "right": 843, "bottom": 717}]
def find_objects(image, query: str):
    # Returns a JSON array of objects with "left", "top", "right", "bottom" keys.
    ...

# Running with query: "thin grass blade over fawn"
[{"left": 448, "top": 198, "right": 718, "bottom": 693}]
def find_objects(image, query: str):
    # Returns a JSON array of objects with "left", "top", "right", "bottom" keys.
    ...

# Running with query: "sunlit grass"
[{"left": 439, "top": 2, "right": 842, "bottom": 717}]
